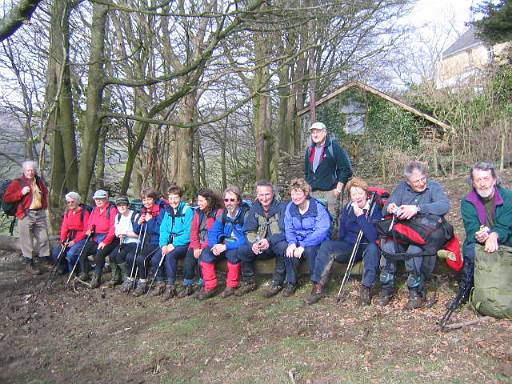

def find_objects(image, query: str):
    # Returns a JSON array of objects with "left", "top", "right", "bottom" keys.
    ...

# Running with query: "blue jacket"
[
  {"left": 382, "top": 180, "right": 451, "bottom": 217},
  {"left": 284, "top": 198, "right": 331, "bottom": 247},
  {"left": 339, "top": 201, "right": 383, "bottom": 246},
  {"left": 133, "top": 200, "right": 167, "bottom": 246},
  {"left": 159, "top": 201, "right": 194, "bottom": 247},
  {"left": 243, "top": 199, "right": 286, "bottom": 246},
  {"left": 208, "top": 207, "right": 248, "bottom": 251}
]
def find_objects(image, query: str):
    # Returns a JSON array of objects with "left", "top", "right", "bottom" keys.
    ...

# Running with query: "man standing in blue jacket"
[
  {"left": 304, "top": 121, "right": 352, "bottom": 225},
  {"left": 237, "top": 180, "right": 288, "bottom": 298}
]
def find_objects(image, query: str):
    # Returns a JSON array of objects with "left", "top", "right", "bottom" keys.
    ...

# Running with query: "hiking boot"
[
  {"left": 177, "top": 285, "right": 195, "bottom": 298},
  {"left": 220, "top": 286, "right": 237, "bottom": 298},
  {"left": 120, "top": 278, "right": 134, "bottom": 293},
  {"left": 78, "top": 272, "right": 89, "bottom": 281},
  {"left": 25, "top": 258, "right": 42, "bottom": 275},
  {"left": 149, "top": 282, "right": 166, "bottom": 297},
  {"left": 262, "top": 283, "right": 283, "bottom": 298},
  {"left": 162, "top": 284, "right": 177, "bottom": 301},
  {"left": 305, "top": 283, "right": 324, "bottom": 305},
  {"left": 196, "top": 287, "right": 218, "bottom": 301},
  {"left": 90, "top": 274, "right": 102, "bottom": 289},
  {"left": 132, "top": 280, "right": 148, "bottom": 297},
  {"left": 358, "top": 285, "right": 372, "bottom": 306},
  {"left": 282, "top": 284, "right": 296, "bottom": 297},
  {"left": 378, "top": 292, "right": 394, "bottom": 307},
  {"left": 405, "top": 290, "right": 424, "bottom": 310},
  {"left": 235, "top": 281, "right": 257, "bottom": 296}
]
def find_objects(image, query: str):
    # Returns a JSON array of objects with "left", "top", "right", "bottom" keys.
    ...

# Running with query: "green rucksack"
[{"left": 470, "top": 245, "right": 512, "bottom": 319}]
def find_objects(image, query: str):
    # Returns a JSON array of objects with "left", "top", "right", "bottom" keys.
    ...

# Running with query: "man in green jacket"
[{"left": 459, "top": 161, "right": 512, "bottom": 300}]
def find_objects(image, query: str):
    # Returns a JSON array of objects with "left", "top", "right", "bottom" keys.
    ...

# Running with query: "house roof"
[
  {"left": 297, "top": 81, "right": 451, "bottom": 131},
  {"left": 442, "top": 26, "right": 485, "bottom": 58}
]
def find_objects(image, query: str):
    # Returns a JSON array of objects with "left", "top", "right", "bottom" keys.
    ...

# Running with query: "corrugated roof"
[{"left": 443, "top": 26, "right": 485, "bottom": 58}]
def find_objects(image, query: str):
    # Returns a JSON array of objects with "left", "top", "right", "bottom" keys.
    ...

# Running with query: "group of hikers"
[{"left": 3, "top": 121, "right": 511, "bottom": 312}]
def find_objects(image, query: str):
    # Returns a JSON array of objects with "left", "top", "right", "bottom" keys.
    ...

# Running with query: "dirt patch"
[{"left": 1, "top": 171, "right": 511, "bottom": 384}]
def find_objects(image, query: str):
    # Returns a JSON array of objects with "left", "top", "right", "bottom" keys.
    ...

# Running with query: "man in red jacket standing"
[{"left": 3, "top": 160, "right": 50, "bottom": 275}]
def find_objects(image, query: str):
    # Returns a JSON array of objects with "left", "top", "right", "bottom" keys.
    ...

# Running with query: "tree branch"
[{"left": 0, "top": 0, "right": 41, "bottom": 42}]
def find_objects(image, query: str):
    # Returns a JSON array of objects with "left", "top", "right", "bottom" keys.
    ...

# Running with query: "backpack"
[
  {"left": 376, "top": 213, "right": 454, "bottom": 256},
  {"left": 65, "top": 203, "right": 93, "bottom": 224},
  {"left": 0, "top": 178, "right": 28, "bottom": 217},
  {"left": 470, "top": 245, "right": 512, "bottom": 319},
  {"left": 129, "top": 199, "right": 144, "bottom": 214}
]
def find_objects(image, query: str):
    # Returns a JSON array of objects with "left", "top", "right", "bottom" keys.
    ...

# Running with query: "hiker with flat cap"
[
  {"left": 106, "top": 196, "right": 140, "bottom": 288},
  {"left": 3, "top": 160, "right": 50, "bottom": 275},
  {"left": 378, "top": 161, "right": 451, "bottom": 309},
  {"left": 304, "top": 121, "right": 352, "bottom": 225},
  {"left": 237, "top": 180, "right": 288, "bottom": 298},
  {"left": 457, "top": 162, "right": 512, "bottom": 302}
]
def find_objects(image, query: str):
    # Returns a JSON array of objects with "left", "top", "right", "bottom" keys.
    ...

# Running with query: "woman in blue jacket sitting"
[
  {"left": 305, "top": 177, "right": 382, "bottom": 306},
  {"left": 283, "top": 178, "right": 331, "bottom": 297}
]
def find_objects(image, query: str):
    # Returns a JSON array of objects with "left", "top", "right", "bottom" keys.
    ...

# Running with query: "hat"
[
  {"left": 309, "top": 122, "right": 327, "bottom": 131},
  {"left": 115, "top": 196, "right": 130, "bottom": 206},
  {"left": 92, "top": 189, "right": 108, "bottom": 199}
]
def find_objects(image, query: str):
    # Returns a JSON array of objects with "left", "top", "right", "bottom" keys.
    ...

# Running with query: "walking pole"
[
  {"left": 45, "top": 238, "right": 69, "bottom": 288},
  {"left": 67, "top": 229, "right": 94, "bottom": 285},
  {"left": 146, "top": 235, "right": 174, "bottom": 296},
  {"left": 130, "top": 222, "right": 147, "bottom": 289},
  {"left": 336, "top": 193, "right": 376, "bottom": 303}
]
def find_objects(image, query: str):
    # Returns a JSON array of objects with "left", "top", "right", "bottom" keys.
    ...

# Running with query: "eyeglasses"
[
  {"left": 66, "top": 201, "right": 75, "bottom": 205},
  {"left": 224, "top": 198, "right": 237, "bottom": 202},
  {"left": 410, "top": 176, "right": 427, "bottom": 185}
]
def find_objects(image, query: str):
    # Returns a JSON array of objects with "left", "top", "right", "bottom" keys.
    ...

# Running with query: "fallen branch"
[{"left": 442, "top": 316, "right": 493, "bottom": 330}]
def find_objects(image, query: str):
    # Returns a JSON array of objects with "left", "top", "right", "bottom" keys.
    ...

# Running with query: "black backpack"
[{"left": 0, "top": 178, "right": 28, "bottom": 217}]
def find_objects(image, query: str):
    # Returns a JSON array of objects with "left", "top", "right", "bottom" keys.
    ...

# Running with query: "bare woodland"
[{"left": 0, "top": 0, "right": 510, "bottom": 233}]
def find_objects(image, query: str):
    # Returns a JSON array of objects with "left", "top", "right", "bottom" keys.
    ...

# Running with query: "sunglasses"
[{"left": 224, "top": 198, "right": 237, "bottom": 202}]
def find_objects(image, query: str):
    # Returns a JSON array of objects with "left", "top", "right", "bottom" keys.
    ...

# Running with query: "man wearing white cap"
[{"left": 304, "top": 121, "right": 352, "bottom": 223}]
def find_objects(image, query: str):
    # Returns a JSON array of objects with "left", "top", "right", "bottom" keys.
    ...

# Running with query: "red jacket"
[
  {"left": 60, "top": 206, "right": 90, "bottom": 243},
  {"left": 86, "top": 203, "right": 118, "bottom": 245},
  {"left": 189, "top": 208, "right": 222, "bottom": 250},
  {"left": 3, "top": 175, "right": 49, "bottom": 219}
]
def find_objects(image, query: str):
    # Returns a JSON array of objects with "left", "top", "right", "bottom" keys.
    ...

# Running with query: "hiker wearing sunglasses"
[{"left": 196, "top": 186, "right": 249, "bottom": 300}]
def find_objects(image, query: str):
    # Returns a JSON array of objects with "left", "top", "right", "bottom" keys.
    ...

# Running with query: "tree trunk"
[
  {"left": 175, "top": 91, "right": 197, "bottom": 198},
  {"left": 77, "top": 2, "right": 108, "bottom": 200},
  {"left": 46, "top": 0, "right": 77, "bottom": 234}
]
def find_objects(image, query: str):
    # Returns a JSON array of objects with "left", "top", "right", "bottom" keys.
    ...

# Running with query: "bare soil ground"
[{"left": 1, "top": 172, "right": 511, "bottom": 384}]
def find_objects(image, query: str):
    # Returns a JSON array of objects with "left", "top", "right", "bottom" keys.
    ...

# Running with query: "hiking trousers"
[
  {"left": 238, "top": 240, "right": 287, "bottom": 286},
  {"left": 284, "top": 245, "right": 320, "bottom": 286},
  {"left": 18, "top": 209, "right": 50, "bottom": 260},
  {"left": 312, "top": 240, "right": 380, "bottom": 288}
]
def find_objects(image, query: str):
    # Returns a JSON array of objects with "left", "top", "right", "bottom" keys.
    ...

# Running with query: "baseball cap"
[
  {"left": 115, "top": 196, "right": 130, "bottom": 206},
  {"left": 309, "top": 122, "right": 327, "bottom": 131},
  {"left": 92, "top": 189, "right": 108, "bottom": 199}
]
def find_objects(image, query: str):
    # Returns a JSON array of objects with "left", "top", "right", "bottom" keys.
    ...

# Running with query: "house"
[
  {"left": 435, "top": 26, "right": 510, "bottom": 89},
  {"left": 293, "top": 81, "right": 452, "bottom": 180}
]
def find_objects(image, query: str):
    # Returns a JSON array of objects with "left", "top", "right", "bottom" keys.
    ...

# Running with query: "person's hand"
[
  {"left": 21, "top": 186, "right": 31, "bottom": 195},
  {"left": 353, "top": 204, "right": 364, "bottom": 217},
  {"left": 387, "top": 203, "right": 398, "bottom": 215},
  {"left": 193, "top": 249, "right": 202, "bottom": 259},
  {"left": 293, "top": 246, "right": 304, "bottom": 258},
  {"left": 333, "top": 182, "right": 344, "bottom": 197},
  {"left": 484, "top": 232, "right": 499, "bottom": 253},
  {"left": 85, "top": 229, "right": 92, "bottom": 236},
  {"left": 251, "top": 242, "right": 261, "bottom": 254},
  {"left": 68, "top": 240, "right": 75, "bottom": 247},
  {"left": 98, "top": 241, "right": 106, "bottom": 250},
  {"left": 211, "top": 243, "right": 226, "bottom": 256},
  {"left": 258, "top": 239, "right": 270, "bottom": 251},
  {"left": 286, "top": 244, "right": 296, "bottom": 258},
  {"left": 475, "top": 227, "right": 490, "bottom": 243},
  {"left": 397, "top": 205, "right": 418, "bottom": 220},
  {"left": 137, "top": 215, "right": 145, "bottom": 225}
]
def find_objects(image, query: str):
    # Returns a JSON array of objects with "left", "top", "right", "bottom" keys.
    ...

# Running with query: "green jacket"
[{"left": 461, "top": 186, "right": 512, "bottom": 247}]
